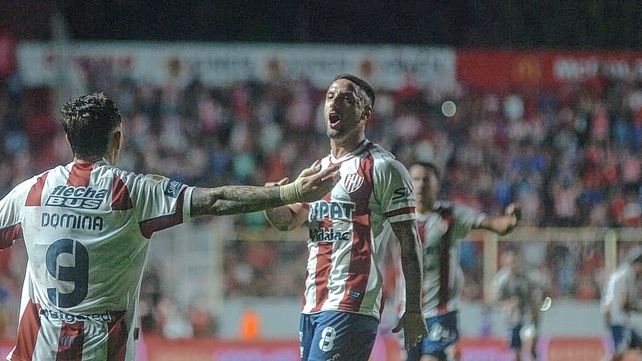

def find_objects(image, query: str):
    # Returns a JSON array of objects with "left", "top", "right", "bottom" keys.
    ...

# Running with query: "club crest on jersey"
[
  {"left": 342, "top": 173, "right": 364, "bottom": 194},
  {"left": 46, "top": 186, "right": 107, "bottom": 210}
]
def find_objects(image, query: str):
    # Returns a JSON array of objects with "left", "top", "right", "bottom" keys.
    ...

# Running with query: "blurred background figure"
[
  {"left": 601, "top": 250, "right": 642, "bottom": 361},
  {"left": 401, "top": 161, "right": 520, "bottom": 361},
  {"left": 491, "top": 249, "right": 546, "bottom": 361}
]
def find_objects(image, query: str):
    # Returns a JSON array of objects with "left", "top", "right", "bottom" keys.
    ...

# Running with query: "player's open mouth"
[{"left": 329, "top": 113, "right": 341, "bottom": 129}]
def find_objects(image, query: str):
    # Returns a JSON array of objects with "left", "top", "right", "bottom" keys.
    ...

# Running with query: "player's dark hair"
[
  {"left": 412, "top": 161, "right": 440, "bottom": 180},
  {"left": 60, "top": 93, "right": 122, "bottom": 160},
  {"left": 334, "top": 73, "right": 375, "bottom": 107}
]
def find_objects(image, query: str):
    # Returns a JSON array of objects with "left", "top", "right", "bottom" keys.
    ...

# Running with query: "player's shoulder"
[
  {"left": 95, "top": 163, "right": 160, "bottom": 183},
  {"left": 367, "top": 142, "right": 396, "bottom": 162},
  {"left": 612, "top": 265, "right": 633, "bottom": 281},
  {"left": 11, "top": 168, "right": 55, "bottom": 195},
  {"left": 367, "top": 143, "right": 408, "bottom": 173}
]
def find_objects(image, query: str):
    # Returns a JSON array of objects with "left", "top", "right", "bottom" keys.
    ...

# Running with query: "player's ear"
[
  {"left": 108, "top": 128, "right": 123, "bottom": 164},
  {"left": 361, "top": 105, "right": 373, "bottom": 121},
  {"left": 111, "top": 129, "right": 122, "bottom": 150}
]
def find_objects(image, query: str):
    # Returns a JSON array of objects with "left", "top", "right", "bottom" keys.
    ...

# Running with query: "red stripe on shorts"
[
  {"left": 13, "top": 300, "right": 41, "bottom": 361},
  {"left": 107, "top": 311, "right": 128, "bottom": 361},
  {"left": 55, "top": 321, "right": 84, "bottom": 361}
]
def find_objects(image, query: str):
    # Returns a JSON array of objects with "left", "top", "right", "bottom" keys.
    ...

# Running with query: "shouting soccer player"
[
  {"left": 0, "top": 93, "right": 339, "bottom": 361},
  {"left": 264, "top": 74, "right": 428, "bottom": 361}
]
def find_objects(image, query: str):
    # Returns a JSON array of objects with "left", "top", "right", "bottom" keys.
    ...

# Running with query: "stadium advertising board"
[
  {"left": 457, "top": 49, "right": 642, "bottom": 90},
  {"left": 0, "top": 336, "right": 609, "bottom": 361},
  {"left": 138, "top": 337, "right": 613, "bottom": 361},
  {"left": 17, "top": 42, "right": 455, "bottom": 91}
]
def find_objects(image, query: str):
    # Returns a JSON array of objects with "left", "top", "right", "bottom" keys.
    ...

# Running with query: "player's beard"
[
  {"left": 326, "top": 118, "right": 358, "bottom": 140},
  {"left": 326, "top": 127, "right": 342, "bottom": 139}
]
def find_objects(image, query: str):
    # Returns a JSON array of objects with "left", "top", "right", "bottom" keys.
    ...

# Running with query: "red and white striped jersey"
[
  {"left": 0, "top": 160, "right": 193, "bottom": 361},
  {"left": 301, "top": 140, "right": 416, "bottom": 320},
  {"left": 395, "top": 202, "right": 485, "bottom": 319}
]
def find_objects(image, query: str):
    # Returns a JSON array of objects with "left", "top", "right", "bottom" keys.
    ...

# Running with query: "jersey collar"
[{"left": 329, "top": 139, "right": 372, "bottom": 164}]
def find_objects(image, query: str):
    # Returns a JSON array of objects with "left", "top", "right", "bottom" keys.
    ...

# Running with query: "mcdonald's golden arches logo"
[{"left": 513, "top": 56, "right": 541, "bottom": 82}]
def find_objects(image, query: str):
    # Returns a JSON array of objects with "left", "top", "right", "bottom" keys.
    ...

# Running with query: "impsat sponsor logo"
[{"left": 309, "top": 201, "right": 355, "bottom": 221}]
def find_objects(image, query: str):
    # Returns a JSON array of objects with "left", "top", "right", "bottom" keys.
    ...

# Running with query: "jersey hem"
[{"left": 301, "top": 307, "right": 381, "bottom": 321}]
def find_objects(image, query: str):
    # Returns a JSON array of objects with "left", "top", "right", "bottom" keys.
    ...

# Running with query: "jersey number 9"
[{"left": 46, "top": 238, "right": 89, "bottom": 308}]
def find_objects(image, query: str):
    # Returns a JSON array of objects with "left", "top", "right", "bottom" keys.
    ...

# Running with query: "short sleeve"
[
  {"left": 373, "top": 159, "right": 416, "bottom": 223},
  {"left": 453, "top": 204, "right": 487, "bottom": 231},
  {"left": 0, "top": 178, "right": 35, "bottom": 248},
  {"left": 126, "top": 173, "right": 194, "bottom": 239}
]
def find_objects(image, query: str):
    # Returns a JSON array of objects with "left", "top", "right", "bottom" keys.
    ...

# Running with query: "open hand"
[
  {"left": 278, "top": 161, "right": 341, "bottom": 203},
  {"left": 504, "top": 203, "right": 521, "bottom": 231},
  {"left": 296, "top": 163, "right": 340, "bottom": 202},
  {"left": 392, "top": 311, "right": 428, "bottom": 351}
]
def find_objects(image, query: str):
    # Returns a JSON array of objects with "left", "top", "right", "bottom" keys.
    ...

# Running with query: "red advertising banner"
[
  {"left": 545, "top": 337, "right": 608, "bottom": 361},
  {"left": 0, "top": 336, "right": 622, "bottom": 361},
  {"left": 457, "top": 49, "right": 642, "bottom": 90},
  {"left": 457, "top": 338, "right": 513, "bottom": 361}
]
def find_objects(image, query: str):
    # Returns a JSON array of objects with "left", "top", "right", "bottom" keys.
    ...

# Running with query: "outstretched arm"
[
  {"left": 390, "top": 220, "right": 428, "bottom": 350},
  {"left": 264, "top": 204, "right": 309, "bottom": 231},
  {"left": 190, "top": 165, "right": 339, "bottom": 217},
  {"left": 192, "top": 186, "right": 284, "bottom": 216},
  {"left": 263, "top": 177, "right": 309, "bottom": 231},
  {"left": 477, "top": 203, "right": 520, "bottom": 235},
  {"left": 263, "top": 162, "right": 330, "bottom": 231}
]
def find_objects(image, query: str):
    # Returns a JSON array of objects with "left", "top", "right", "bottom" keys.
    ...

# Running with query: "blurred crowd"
[
  {"left": 3, "top": 64, "right": 642, "bottom": 228},
  {"left": 2, "top": 44, "right": 642, "bottom": 337}
]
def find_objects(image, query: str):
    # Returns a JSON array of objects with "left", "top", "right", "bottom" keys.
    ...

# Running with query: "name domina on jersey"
[{"left": 0, "top": 160, "right": 194, "bottom": 361}]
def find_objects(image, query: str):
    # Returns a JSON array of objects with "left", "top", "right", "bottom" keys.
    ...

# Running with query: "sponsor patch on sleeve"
[
  {"left": 149, "top": 174, "right": 168, "bottom": 183},
  {"left": 164, "top": 180, "right": 184, "bottom": 198}
]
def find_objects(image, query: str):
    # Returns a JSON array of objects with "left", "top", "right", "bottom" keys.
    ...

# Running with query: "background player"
[
  {"left": 0, "top": 93, "right": 339, "bottom": 361},
  {"left": 491, "top": 249, "right": 545, "bottom": 361},
  {"left": 601, "top": 250, "right": 642, "bottom": 361},
  {"left": 264, "top": 74, "right": 427, "bottom": 361},
  {"left": 401, "top": 162, "right": 520, "bottom": 361}
]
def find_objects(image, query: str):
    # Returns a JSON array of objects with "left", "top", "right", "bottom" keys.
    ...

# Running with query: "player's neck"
[
  {"left": 330, "top": 134, "right": 366, "bottom": 159},
  {"left": 416, "top": 201, "right": 433, "bottom": 214},
  {"left": 73, "top": 156, "right": 102, "bottom": 164}
]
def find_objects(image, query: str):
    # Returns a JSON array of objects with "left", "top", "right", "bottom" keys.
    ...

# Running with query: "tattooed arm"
[
  {"left": 264, "top": 204, "right": 308, "bottom": 231},
  {"left": 190, "top": 165, "right": 339, "bottom": 217},
  {"left": 390, "top": 219, "right": 427, "bottom": 350},
  {"left": 191, "top": 186, "right": 285, "bottom": 216},
  {"left": 262, "top": 162, "right": 328, "bottom": 231}
]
